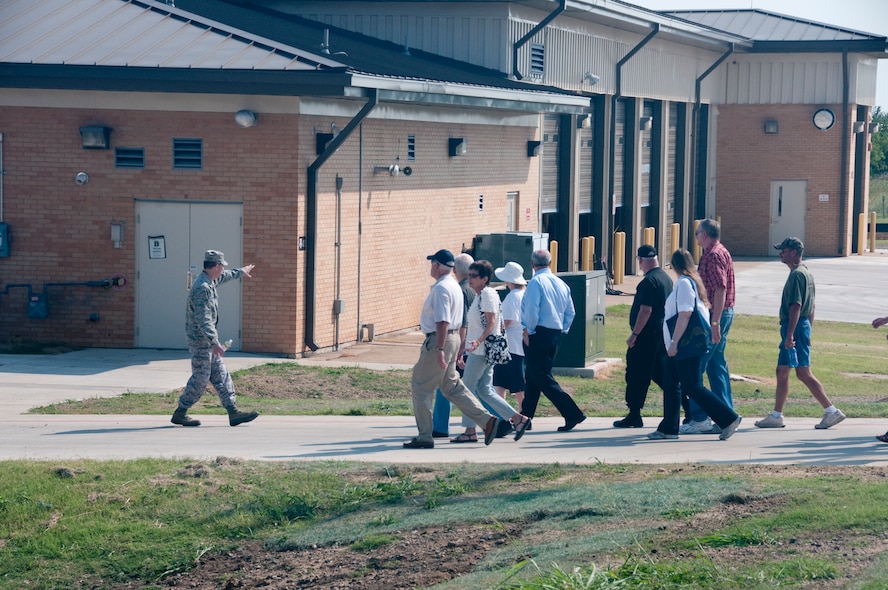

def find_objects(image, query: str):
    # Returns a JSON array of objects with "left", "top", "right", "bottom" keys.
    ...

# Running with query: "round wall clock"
[{"left": 813, "top": 108, "right": 835, "bottom": 131}]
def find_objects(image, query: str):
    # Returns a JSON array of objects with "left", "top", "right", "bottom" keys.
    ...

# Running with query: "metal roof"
[
  {"left": 666, "top": 9, "right": 884, "bottom": 44},
  {"left": 0, "top": 0, "right": 590, "bottom": 112},
  {"left": 0, "top": 0, "right": 344, "bottom": 69}
]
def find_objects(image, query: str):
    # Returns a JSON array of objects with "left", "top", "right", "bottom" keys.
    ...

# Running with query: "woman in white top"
[
  {"left": 493, "top": 262, "right": 527, "bottom": 415},
  {"left": 451, "top": 260, "right": 531, "bottom": 443},
  {"left": 649, "top": 249, "right": 742, "bottom": 441}
]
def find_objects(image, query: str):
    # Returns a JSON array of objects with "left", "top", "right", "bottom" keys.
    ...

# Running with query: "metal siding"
[
  {"left": 578, "top": 101, "right": 595, "bottom": 214},
  {"left": 725, "top": 56, "right": 846, "bottom": 104},
  {"left": 541, "top": 114, "right": 559, "bottom": 213},
  {"left": 640, "top": 102, "right": 653, "bottom": 209},
  {"left": 614, "top": 100, "right": 625, "bottom": 209}
]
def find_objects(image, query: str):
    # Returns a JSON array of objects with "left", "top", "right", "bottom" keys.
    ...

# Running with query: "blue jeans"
[
  {"left": 432, "top": 390, "right": 451, "bottom": 434},
  {"left": 688, "top": 307, "right": 734, "bottom": 422}
]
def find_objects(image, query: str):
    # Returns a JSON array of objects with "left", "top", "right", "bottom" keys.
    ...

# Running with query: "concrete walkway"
[{"left": 2, "top": 253, "right": 888, "bottom": 465}]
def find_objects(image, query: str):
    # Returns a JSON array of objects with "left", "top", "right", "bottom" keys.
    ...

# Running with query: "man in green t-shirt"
[{"left": 755, "top": 237, "right": 846, "bottom": 430}]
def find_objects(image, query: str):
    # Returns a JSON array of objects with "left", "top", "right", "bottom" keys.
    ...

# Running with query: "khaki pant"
[{"left": 410, "top": 333, "right": 493, "bottom": 442}]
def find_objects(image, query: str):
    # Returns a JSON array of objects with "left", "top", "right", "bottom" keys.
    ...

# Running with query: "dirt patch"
[
  {"left": 99, "top": 465, "right": 888, "bottom": 589},
  {"left": 154, "top": 523, "right": 522, "bottom": 589}
]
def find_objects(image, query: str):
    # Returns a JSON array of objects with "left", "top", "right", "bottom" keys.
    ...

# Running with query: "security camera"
[
  {"left": 389, "top": 164, "right": 400, "bottom": 176},
  {"left": 75, "top": 172, "right": 89, "bottom": 186}
]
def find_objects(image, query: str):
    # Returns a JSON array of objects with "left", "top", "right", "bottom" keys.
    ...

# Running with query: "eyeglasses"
[{"left": 468, "top": 273, "right": 480, "bottom": 278}]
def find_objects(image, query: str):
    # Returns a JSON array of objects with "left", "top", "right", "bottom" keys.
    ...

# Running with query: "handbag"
[
  {"left": 665, "top": 278, "right": 711, "bottom": 360},
  {"left": 479, "top": 299, "right": 512, "bottom": 365}
]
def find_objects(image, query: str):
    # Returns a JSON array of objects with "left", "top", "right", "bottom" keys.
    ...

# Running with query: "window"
[
  {"left": 173, "top": 138, "right": 202, "bottom": 169},
  {"left": 530, "top": 43, "right": 545, "bottom": 78},
  {"left": 407, "top": 135, "right": 416, "bottom": 161},
  {"left": 115, "top": 147, "right": 145, "bottom": 169}
]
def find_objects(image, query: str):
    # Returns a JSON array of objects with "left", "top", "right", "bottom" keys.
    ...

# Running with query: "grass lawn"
[{"left": 7, "top": 304, "right": 888, "bottom": 588}]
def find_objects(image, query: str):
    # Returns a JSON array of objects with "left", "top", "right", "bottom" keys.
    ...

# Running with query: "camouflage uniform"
[{"left": 177, "top": 267, "right": 245, "bottom": 410}]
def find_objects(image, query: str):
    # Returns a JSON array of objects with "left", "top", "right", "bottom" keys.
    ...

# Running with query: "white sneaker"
[
  {"left": 814, "top": 410, "right": 846, "bottom": 430},
  {"left": 679, "top": 419, "right": 713, "bottom": 434},
  {"left": 754, "top": 414, "right": 785, "bottom": 428}
]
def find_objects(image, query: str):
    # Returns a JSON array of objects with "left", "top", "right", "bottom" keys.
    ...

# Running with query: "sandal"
[
  {"left": 513, "top": 416, "right": 531, "bottom": 442},
  {"left": 450, "top": 432, "right": 478, "bottom": 443},
  {"left": 877, "top": 433, "right": 888, "bottom": 443}
]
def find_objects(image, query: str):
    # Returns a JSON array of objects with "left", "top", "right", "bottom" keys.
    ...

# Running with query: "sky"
[{"left": 629, "top": 0, "right": 888, "bottom": 110}]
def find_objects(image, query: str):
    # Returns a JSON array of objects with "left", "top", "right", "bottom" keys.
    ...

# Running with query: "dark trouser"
[
  {"left": 522, "top": 327, "right": 585, "bottom": 421},
  {"left": 624, "top": 331, "right": 667, "bottom": 413},
  {"left": 658, "top": 354, "right": 738, "bottom": 435}
]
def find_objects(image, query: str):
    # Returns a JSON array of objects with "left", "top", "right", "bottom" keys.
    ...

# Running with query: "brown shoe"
[
  {"left": 228, "top": 407, "right": 259, "bottom": 426},
  {"left": 483, "top": 417, "right": 497, "bottom": 446},
  {"left": 171, "top": 408, "right": 200, "bottom": 427}
]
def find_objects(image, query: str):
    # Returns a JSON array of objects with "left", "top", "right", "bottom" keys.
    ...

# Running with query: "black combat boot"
[
  {"left": 228, "top": 407, "right": 259, "bottom": 426},
  {"left": 171, "top": 407, "right": 201, "bottom": 427}
]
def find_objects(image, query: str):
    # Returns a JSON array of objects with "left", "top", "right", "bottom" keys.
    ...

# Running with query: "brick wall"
[
  {"left": 714, "top": 104, "right": 859, "bottom": 257},
  {"left": 0, "top": 106, "right": 539, "bottom": 354}
]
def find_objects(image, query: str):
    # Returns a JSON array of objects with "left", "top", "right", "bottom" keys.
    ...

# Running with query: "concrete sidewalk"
[{"left": 2, "top": 253, "right": 888, "bottom": 465}]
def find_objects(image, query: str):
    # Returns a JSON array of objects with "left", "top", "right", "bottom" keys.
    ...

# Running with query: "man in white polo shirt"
[{"left": 403, "top": 249, "right": 498, "bottom": 449}]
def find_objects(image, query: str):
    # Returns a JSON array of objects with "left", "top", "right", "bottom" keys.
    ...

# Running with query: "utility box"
[
  {"left": 473, "top": 232, "right": 547, "bottom": 280},
  {"left": 0, "top": 223, "right": 9, "bottom": 257},
  {"left": 28, "top": 293, "right": 48, "bottom": 319},
  {"left": 554, "top": 271, "right": 606, "bottom": 368}
]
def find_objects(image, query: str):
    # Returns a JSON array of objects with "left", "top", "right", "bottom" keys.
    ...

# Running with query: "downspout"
[
  {"left": 839, "top": 48, "right": 849, "bottom": 255},
  {"left": 512, "top": 0, "right": 565, "bottom": 80},
  {"left": 607, "top": 24, "right": 659, "bottom": 264},
  {"left": 305, "top": 89, "right": 378, "bottom": 351},
  {"left": 690, "top": 44, "right": 734, "bottom": 225}
]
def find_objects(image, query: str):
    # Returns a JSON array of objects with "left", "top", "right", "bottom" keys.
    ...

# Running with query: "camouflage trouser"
[{"left": 177, "top": 345, "right": 236, "bottom": 410}]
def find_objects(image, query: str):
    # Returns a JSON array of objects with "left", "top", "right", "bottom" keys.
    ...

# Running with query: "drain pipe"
[
  {"left": 690, "top": 43, "right": 734, "bottom": 225},
  {"left": 512, "top": 0, "right": 565, "bottom": 80},
  {"left": 607, "top": 24, "right": 659, "bottom": 264},
  {"left": 839, "top": 48, "right": 850, "bottom": 255},
  {"left": 305, "top": 89, "right": 378, "bottom": 351}
]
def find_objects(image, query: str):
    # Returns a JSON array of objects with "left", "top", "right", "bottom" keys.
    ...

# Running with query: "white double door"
[{"left": 136, "top": 201, "right": 243, "bottom": 350}]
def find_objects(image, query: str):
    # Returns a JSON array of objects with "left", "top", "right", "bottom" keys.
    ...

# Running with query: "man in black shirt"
[{"left": 613, "top": 245, "right": 674, "bottom": 428}]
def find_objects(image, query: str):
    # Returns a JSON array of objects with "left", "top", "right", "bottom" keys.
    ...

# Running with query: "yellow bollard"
[
  {"left": 670, "top": 223, "right": 681, "bottom": 256},
  {"left": 858, "top": 213, "right": 866, "bottom": 255},
  {"left": 643, "top": 226, "right": 655, "bottom": 246},
  {"left": 871, "top": 211, "right": 878, "bottom": 254},
  {"left": 581, "top": 236, "right": 595, "bottom": 271},
  {"left": 692, "top": 219, "right": 702, "bottom": 263},
  {"left": 613, "top": 232, "right": 625, "bottom": 285},
  {"left": 549, "top": 240, "right": 559, "bottom": 272}
]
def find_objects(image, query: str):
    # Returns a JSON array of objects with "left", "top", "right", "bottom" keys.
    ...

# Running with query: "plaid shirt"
[{"left": 698, "top": 241, "right": 735, "bottom": 309}]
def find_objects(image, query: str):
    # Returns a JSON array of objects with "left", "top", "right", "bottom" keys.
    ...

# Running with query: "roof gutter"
[
  {"left": 305, "top": 88, "right": 378, "bottom": 351},
  {"left": 839, "top": 48, "right": 849, "bottom": 255},
  {"left": 690, "top": 43, "right": 734, "bottom": 221},
  {"left": 512, "top": 0, "right": 566, "bottom": 80},
  {"left": 607, "top": 23, "right": 659, "bottom": 251}
]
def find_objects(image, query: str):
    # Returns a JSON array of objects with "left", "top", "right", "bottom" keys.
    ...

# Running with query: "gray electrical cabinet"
[
  {"left": 473, "top": 232, "right": 547, "bottom": 280},
  {"left": 554, "top": 271, "right": 606, "bottom": 368}
]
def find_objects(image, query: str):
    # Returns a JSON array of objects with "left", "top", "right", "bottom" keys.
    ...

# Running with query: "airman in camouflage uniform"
[{"left": 171, "top": 250, "right": 259, "bottom": 427}]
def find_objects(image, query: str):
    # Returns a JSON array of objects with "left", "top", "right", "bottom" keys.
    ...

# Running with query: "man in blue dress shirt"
[{"left": 520, "top": 249, "right": 586, "bottom": 432}]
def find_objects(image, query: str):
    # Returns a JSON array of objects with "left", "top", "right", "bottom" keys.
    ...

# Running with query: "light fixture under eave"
[
  {"left": 853, "top": 121, "right": 867, "bottom": 134},
  {"left": 373, "top": 156, "right": 401, "bottom": 176},
  {"left": 234, "top": 109, "right": 258, "bottom": 128},
  {"left": 527, "top": 140, "right": 542, "bottom": 157},
  {"left": 764, "top": 120, "right": 779, "bottom": 134},
  {"left": 448, "top": 137, "right": 467, "bottom": 157},
  {"left": 582, "top": 71, "right": 600, "bottom": 86},
  {"left": 639, "top": 116, "right": 653, "bottom": 132}
]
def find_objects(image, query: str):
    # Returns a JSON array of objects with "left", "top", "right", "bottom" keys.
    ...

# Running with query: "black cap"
[
  {"left": 426, "top": 249, "right": 455, "bottom": 267},
  {"left": 637, "top": 244, "right": 657, "bottom": 259},
  {"left": 773, "top": 237, "right": 804, "bottom": 252}
]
